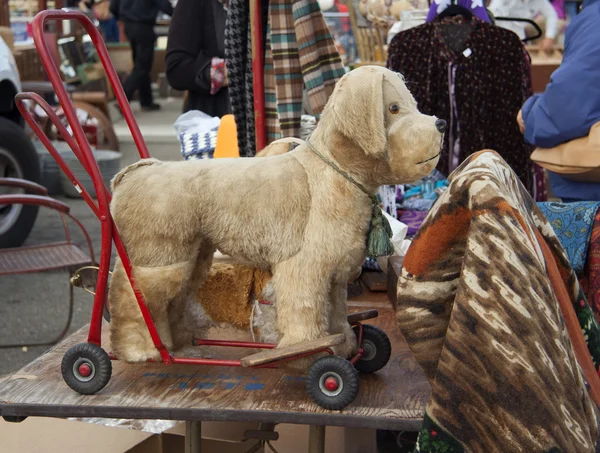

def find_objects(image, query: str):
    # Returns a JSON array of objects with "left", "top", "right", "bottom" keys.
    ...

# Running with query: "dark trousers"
[
  {"left": 123, "top": 22, "right": 155, "bottom": 107},
  {"left": 99, "top": 18, "right": 120, "bottom": 43}
]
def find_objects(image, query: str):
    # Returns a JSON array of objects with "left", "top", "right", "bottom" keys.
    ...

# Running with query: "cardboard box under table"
[{"left": 0, "top": 304, "right": 430, "bottom": 452}]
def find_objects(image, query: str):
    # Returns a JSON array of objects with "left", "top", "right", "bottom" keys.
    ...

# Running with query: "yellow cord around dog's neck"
[{"left": 305, "top": 138, "right": 394, "bottom": 259}]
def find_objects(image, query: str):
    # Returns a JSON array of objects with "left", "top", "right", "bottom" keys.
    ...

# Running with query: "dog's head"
[{"left": 320, "top": 66, "right": 444, "bottom": 184}]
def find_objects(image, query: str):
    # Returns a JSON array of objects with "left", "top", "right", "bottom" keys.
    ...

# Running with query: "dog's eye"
[{"left": 389, "top": 103, "right": 400, "bottom": 115}]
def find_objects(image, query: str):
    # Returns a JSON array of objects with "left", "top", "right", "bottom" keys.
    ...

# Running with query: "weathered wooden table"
[{"left": 0, "top": 301, "right": 430, "bottom": 452}]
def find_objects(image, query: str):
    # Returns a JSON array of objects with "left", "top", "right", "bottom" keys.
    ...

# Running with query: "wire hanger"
[{"left": 437, "top": 0, "right": 474, "bottom": 18}]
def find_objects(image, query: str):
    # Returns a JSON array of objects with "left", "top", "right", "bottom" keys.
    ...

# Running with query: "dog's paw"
[
  {"left": 118, "top": 344, "right": 162, "bottom": 363},
  {"left": 330, "top": 328, "right": 358, "bottom": 360}
]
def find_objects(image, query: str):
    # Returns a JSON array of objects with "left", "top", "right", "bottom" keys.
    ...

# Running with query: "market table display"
[{"left": 0, "top": 303, "right": 430, "bottom": 451}]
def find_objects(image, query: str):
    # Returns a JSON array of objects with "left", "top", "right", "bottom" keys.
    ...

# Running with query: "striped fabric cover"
[{"left": 264, "top": 0, "right": 345, "bottom": 143}]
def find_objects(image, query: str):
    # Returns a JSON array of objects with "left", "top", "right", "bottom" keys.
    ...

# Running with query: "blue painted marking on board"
[
  {"left": 195, "top": 382, "right": 216, "bottom": 390},
  {"left": 222, "top": 383, "right": 236, "bottom": 390},
  {"left": 244, "top": 383, "right": 265, "bottom": 391}
]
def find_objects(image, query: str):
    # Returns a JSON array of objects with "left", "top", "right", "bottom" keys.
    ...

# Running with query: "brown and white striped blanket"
[{"left": 397, "top": 151, "right": 600, "bottom": 453}]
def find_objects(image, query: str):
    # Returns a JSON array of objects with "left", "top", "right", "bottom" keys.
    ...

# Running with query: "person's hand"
[
  {"left": 223, "top": 65, "right": 229, "bottom": 87},
  {"left": 541, "top": 37, "right": 554, "bottom": 53},
  {"left": 517, "top": 109, "right": 525, "bottom": 134}
]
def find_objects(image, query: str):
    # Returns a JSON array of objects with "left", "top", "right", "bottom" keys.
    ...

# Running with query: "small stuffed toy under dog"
[{"left": 108, "top": 66, "right": 445, "bottom": 366}]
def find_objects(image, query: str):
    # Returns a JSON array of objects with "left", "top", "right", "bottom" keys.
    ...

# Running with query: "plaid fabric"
[
  {"left": 264, "top": 22, "right": 281, "bottom": 143},
  {"left": 292, "top": 0, "right": 345, "bottom": 118},
  {"left": 210, "top": 57, "right": 227, "bottom": 95},
  {"left": 264, "top": 0, "right": 345, "bottom": 143}
]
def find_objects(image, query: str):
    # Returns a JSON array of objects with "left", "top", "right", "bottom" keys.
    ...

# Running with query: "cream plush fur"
[{"left": 108, "top": 66, "right": 443, "bottom": 365}]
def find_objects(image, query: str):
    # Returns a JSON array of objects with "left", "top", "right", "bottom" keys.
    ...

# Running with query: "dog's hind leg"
[
  {"left": 109, "top": 260, "right": 163, "bottom": 362},
  {"left": 272, "top": 254, "right": 331, "bottom": 369},
  {"left": 169, "top": 240, "right": 216, "bottom": 351}
]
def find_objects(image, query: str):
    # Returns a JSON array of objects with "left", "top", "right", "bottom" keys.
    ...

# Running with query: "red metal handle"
[
  {"left": 15, "top": 93, "right": 102, "bottom": 219},
  {"left": 27, "top": 10, "right": 170, "bottom": 362},
  {"left": 251, "top": 0, "right": 266, "bottom": 153},
  {"left": 32, "top": 10, "right": 149, "bottom": 160},
  {"left": 0, "top": 177, "right": 48, "bottom": 196},
  {"left": 30, "top": 10, "right": 117, "bottom": 349}
]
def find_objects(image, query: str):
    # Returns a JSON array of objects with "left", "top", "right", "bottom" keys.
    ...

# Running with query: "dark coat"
[
  {"left": 110, "top": 0, "right": 173, "bottom": 24},
  {"left": 165, "top": 0, "right": 231, "bottom": 117}
]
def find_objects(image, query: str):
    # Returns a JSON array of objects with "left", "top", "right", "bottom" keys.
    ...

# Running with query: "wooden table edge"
[{"left": 0, "top": 402, "right": 424, "bottom": 431}]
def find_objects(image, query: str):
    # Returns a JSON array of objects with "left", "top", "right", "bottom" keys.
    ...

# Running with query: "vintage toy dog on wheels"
[{"left": 16, "top": 9, "right": 442, "bottom": 411}]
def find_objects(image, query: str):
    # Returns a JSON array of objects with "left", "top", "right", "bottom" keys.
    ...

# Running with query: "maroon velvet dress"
[{"left": 387, "top": 16, "right": 539, "bottom": 196}]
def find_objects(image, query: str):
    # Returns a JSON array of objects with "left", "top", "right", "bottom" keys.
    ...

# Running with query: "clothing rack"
[{"left": 425, "top": 0, "right": 543, "bottom": 43}]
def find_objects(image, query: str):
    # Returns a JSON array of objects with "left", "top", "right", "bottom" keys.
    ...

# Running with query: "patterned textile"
[
  {"left": 537, "top": 201, "right": 600, "bottom": 275},
  {"left": 387, "top": 17, "right": 536, "bottom": 195},
  {"left": 399, "top": 210, "right": 428, "bottom": 236},
  {"left": 379, "top": 185, "right": 399, "bottom": 219},
  {"left": 397, "top": 151, "right": 600, "bottom": 453},
  {"left": 224, "top": 0, "right": 265, "bottom": 156},
  {"left": 580, "top": 210, "right": 600, "bottom": 323},
  {"left": 264, "top": 22, "right": 281, "bottom": 144},
  {"left": 264, "top": 0, "right": 345, "bottom": 142},
  {"left": 179, "top": 128, "right": 218, "bottom": 160},
  {"left": 210, "top": 57, "right": 227, "bottom": 95},
  {"left": 533, "top": 163, "right": 547, "bottom": 202}
]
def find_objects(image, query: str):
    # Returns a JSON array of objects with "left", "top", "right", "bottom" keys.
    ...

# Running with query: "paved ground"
[{"left": 0, "top": 98, "right": 183, "bottom": 376}]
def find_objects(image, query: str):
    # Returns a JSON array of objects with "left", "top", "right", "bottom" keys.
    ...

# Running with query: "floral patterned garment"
[{"left": 387, "top": 16, "right": 536, "bottom": 195}]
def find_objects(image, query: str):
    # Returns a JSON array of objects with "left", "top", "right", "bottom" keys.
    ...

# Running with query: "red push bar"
[
  {"left": 27, "top": 10, "right": 170, "bottom": 363},
  {"left": 251, "top": 0, "right": 266, "bottom": 153}
]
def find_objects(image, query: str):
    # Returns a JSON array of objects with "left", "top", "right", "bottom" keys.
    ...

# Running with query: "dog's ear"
[{"left": 329, "top": 69, "right": 386, "bottom": 156}]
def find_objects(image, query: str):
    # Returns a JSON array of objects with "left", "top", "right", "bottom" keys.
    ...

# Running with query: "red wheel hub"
[
  {"left": 324, "top": 376, "right": 339, "bottom": 391},
  {"left": 78, "top": 363, "right": 92, "bottom": 377}
]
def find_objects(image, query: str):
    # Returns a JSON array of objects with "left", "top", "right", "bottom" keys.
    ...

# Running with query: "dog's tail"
[
  {"left": 255, "top": 137, "right": 306, "bottom": 157},
  {"left": 111, "top": 158, "right": 161, "bottom": 190}
]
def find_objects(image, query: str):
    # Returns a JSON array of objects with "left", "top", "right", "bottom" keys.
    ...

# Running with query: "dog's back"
[{"left": 110, "top": 153, "right": 312, "bottom": 268}]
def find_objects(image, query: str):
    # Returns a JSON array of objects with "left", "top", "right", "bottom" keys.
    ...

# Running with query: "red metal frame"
[
  {"left": 251, "top": 0, "right": 266, "bottom": 153},
  {"left": 20, "top": 9, "right": 369, "bottom": 373}
]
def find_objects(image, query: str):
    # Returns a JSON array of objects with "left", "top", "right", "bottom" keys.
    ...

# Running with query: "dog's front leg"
[
  {"left": 272, "top": 256, "right": 330, "bottom": 370},
  {"left": 328, "top": 279, "right": 358, "bottom": 359}
]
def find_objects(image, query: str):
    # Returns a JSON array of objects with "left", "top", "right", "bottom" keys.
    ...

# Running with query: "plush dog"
[{"left": 108, "top": 66, "right": 444, "bottom": 364}]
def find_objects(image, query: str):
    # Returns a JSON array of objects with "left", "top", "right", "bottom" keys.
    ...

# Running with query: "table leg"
[
  {"left": 185, "top": 420, "right": 202, "bottom": 453},
  {"left": 308, "top": 425, "right": 325, "bottom": 453}
]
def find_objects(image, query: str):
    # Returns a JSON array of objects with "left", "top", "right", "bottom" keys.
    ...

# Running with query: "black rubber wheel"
[
  {"left": 306, "top": 356, "right": 359, "bottom": 410},
  {"left": 2, "top": 416, "right": 27, "bottom": 423},
  {"left": 0, "top": 117, "right": 41, "bottom": 248},
  {"left": 353, "top": 324, "right": 392, "bottom": 373},
  {"left": 61, "top": 343, "right": 112, "bottom": 395}
]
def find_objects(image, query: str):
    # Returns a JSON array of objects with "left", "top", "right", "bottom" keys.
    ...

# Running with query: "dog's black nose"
[{"left": 436, "top": 119, "right": 447, "bottom": 133}]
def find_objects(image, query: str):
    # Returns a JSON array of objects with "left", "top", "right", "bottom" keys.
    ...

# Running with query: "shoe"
[{"left": 141, "top": 103, "right": 161, "bottom": 112}]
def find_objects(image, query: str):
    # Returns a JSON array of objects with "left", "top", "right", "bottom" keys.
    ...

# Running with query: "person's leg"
[
  {"left": 136, "top": 24, "right": 157, "bottom": 108},
  {"left": 101, "top": 18, "right": 119, "bottom": 43},
  {"left": 122, "top": 22, "right": 140, "bottom": 102}
]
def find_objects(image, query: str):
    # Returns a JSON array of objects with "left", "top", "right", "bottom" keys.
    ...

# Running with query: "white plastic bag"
[
  {"left": 376, "top": 210, "right": 409, "bottom": 273},
  {"left": 173, "top": 110, "right": 221, "bottom": 136},
  {"left": 173, "top": 110, "right": 221, "bottom": 160}
]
